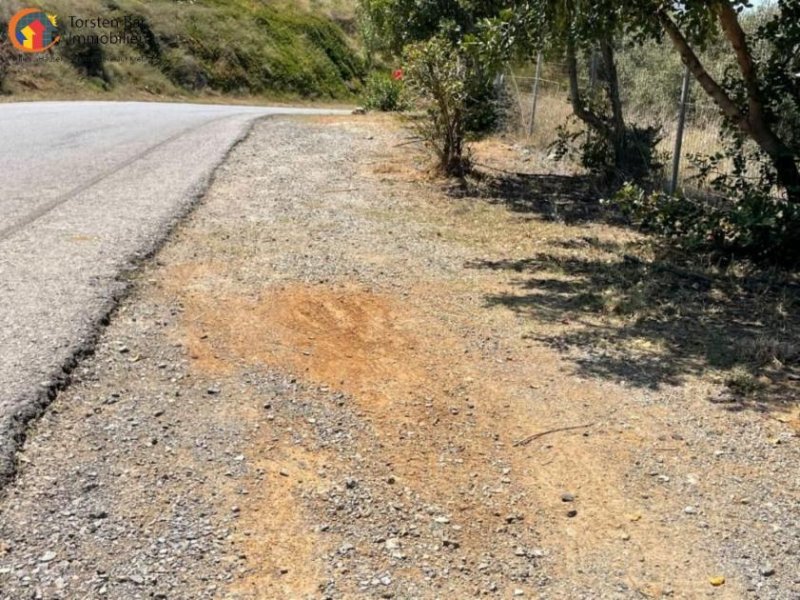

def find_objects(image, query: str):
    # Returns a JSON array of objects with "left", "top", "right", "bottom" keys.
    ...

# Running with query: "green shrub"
[
  {"left": 404, "top": 36, "right": 470, "bottom": 176},
  {"left": 402, "top": 33, "right": 505, "bottom": 176},
  {"left": 361, "top": 71, "right": 405, "bottom": 111},
  {"left": 613, "top": 182, "right": 800, "bottom": 265},
  {"left": 552, "top": 121, "right": 662, "bottom": 187},
  {"left": 0, "top": 22, "right": 11, "bottom": 93}
]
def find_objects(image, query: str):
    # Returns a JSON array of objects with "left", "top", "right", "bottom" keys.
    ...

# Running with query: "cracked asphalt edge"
[{"left": 0, "top": 115, "right": 267, "bottom": 492}]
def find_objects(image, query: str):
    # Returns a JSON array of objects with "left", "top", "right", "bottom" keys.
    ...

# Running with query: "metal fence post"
[
  {"left": 508, "top": 69, "right": 526, "bottom": 120},
  {"left": 670, "top": 65, "right": 692, "bottom": 195},
  {"left": 527, "top": 52, "right": 543, "bottom": 137}
]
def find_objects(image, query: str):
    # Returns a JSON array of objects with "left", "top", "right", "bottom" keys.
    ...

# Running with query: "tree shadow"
[
  {"left": 467, "top": 250, "right": 800, "bottom": 412},
  {"left": 452, "top": 168, "right": 608, "bottom": 224}
]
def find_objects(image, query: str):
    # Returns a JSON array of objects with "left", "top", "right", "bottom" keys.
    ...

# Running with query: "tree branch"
[
  {"left": 713, "top": 0, "right": 765, "bottom": 127},
  {"left": 656, "top": 9, "right": 747, "bottom": 130}
]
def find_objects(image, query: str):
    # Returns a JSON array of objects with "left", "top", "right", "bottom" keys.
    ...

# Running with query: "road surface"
[{"left": 0, "top": 101, "right": 347, "bottom": 483}]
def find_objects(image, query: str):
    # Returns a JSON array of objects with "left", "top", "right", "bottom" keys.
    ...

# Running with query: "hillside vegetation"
[{"left": 0, "top": 0, "right": 363, "bottom": 100}]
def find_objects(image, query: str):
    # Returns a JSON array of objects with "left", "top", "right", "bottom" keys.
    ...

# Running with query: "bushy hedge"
[
  {"left": 614, "top": 183, "right": 800, "bottom": 265},
  {"left": 361, "top": 71, "right": 405, "bottom": 111}
]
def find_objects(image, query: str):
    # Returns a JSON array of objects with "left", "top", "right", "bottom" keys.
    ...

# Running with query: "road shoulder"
[{"left": 0, "top": 115, "right": 797, "bottom": 599}]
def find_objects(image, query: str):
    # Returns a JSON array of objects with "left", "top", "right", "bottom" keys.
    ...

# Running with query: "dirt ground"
[{"left": 0, "top": 115, "right": 798, "bottom": 599}]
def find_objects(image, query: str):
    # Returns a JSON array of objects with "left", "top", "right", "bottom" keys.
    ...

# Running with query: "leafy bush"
[
  {"left": 361, "top": 71, "right": 405, "bottom": 111},
  {"left": 0, "top": 23, "right": 12, "bottom": 93},
  {"left": 402, "top": 33, "right": 505, "bottom": 176},
  {"left": 613, "top": 182, "right": 800, "bottom": 265},
  {"left": 552, "top": 121, "right": 662, "bottom": 186},
  {"left": 403, "top": 36, "right": 470, "bottom": 176}
]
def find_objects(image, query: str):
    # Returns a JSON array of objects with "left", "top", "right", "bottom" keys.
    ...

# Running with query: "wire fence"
[{"left": 505, "top": 49, "right": 741, "bottom": 195}]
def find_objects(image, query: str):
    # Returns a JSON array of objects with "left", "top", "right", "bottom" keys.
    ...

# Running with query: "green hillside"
[{"left": 0, "top": 0, "right": 363, "bottom": 101}]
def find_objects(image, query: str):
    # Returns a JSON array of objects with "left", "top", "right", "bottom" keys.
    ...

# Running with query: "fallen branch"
[
  {"left": 394, "top": 138, "right": 423, "bottom": 148},
  {"left": 321, "top": 188, "right": 360, "bottom": 194},
  {"left": 513, "top": 423, "right": 594, "bottom": 447}
]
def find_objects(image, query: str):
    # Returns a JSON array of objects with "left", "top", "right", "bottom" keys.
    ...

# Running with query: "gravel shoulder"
[
  {"left": 0, "top": 115, "right": 797, "bottom": 599},
  {"left": 0, "top": 102, "right": 347, "bottom": 487}
]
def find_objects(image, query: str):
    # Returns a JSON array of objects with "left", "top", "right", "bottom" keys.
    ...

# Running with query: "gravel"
[{"left": 0, "top": 116, "right": 797, "bottom": 599}]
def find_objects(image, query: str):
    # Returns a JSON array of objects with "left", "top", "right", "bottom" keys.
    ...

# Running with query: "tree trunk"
[
  {"left": 599, "top": 40, "right": 626, "bottom": 172},
  {"left": 565, "top": 37, "right": 610, "bottom": 138}
]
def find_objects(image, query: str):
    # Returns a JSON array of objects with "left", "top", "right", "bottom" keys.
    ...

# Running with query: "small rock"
[
  {"left": 566, "top": 509, "right": 578, "bottom": 518},
  {"left": 760, "top": 566, "right": 775, "bottom": 577},
  {"left": 338, "top": 543, "right": 355, "bottom": 555},
  {"left": 39, "top": 551, "right": 56, "bottom": 563},
  {"left": 684, "top": 506, "right": 697, "bottom": 515},
  {"left": 561, "top": 493, "right": 575, "bottom": 503}
]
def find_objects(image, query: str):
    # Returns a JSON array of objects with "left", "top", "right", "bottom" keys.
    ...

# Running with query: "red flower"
[{"left": 392, "top": 68, "right": 404, "bottom": 81}]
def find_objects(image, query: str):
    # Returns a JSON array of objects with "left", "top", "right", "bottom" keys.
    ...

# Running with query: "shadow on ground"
[
  {"left": 461, "top": 170, "right": 800, "bottom": 412},
  {"left": 452, "top": 169, "right": 607, "bottom": 223}
]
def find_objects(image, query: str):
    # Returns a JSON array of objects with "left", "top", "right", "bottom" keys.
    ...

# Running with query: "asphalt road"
[{"left": 0, "top": 101, "right": 347, "bottom": 483}]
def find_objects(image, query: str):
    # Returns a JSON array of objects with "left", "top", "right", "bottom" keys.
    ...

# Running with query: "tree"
[
  {"left": 651, "top": 1, "right": 800, "bottom": 204},
  {"left": 497, "top": 1, "right": 798, "bottom": 202},
  {"left": 490, "top": 1, "right": 661, "bottom": 183}
]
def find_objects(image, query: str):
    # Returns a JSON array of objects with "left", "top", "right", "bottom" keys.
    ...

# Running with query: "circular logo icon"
[{"left": 8, "top": 8, "right": 60, "bottom": 53}]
